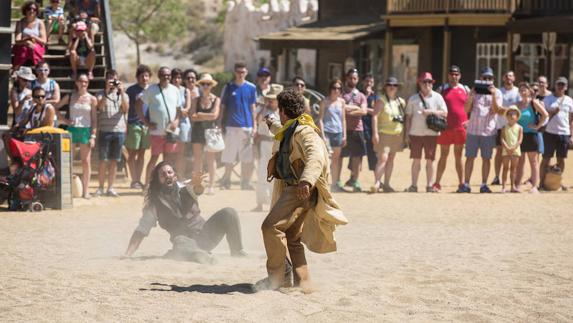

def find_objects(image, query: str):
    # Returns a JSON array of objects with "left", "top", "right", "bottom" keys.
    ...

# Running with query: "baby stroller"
[{"left": 0, "top": 134, "right": 56, "bottom": 211}]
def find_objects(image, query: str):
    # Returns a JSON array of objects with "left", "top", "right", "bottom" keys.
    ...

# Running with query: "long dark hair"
[{"left": 145, "top": 161, "right": 177, "bottom": 205}]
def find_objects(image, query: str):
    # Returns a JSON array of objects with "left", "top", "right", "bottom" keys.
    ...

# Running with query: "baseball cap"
[
  {"left": 75, "top": 21, "right": 87, "bottom": 31},
  {"left": 480, "top": 67, "right": 494, "bottom": 77},
  {"left": 257, "top": 67, "right": 271, "bottom": 77},
  {"left": 418, "top": 72, "right": 435, "bottom": 83},
  {"left": 384, "top": 76, "right": 399, "bottom": 86},
  {"left": 555, "top": 77, "right": 568, "bottom": 85},
  {"left": 449, "top": 65, "right": 461, "bottom": 73}
]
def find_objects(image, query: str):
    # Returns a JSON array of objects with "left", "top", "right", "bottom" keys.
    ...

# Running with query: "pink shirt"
[
  {"left": 343, "top": 88, "right": 367, "bottom": 132},
  {"left": 466, "top": 90, "right": 502, "bottom": 137}
]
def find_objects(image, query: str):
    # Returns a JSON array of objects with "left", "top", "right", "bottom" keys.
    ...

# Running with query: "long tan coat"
[{"left": 269, "top": 121, "right": 348, "bottom": 253}]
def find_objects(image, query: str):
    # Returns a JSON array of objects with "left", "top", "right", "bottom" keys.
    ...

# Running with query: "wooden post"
[
  {"left": 507, "top": 32, "right": 513, "bottom": 71},
  {"left": 384, "top": 28, "right": 393, "bottom": 81},
  {"left": 442, "top": 25, "right": 451, "bottom": 84}
]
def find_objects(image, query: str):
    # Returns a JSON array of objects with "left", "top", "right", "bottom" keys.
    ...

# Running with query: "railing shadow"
[{"left": 140, "top": 282, "right": 256, "bottom": 294}]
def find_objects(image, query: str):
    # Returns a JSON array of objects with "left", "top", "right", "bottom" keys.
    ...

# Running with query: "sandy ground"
[{"left": 1, "top": 152, "right": 573, "bottom": 322}]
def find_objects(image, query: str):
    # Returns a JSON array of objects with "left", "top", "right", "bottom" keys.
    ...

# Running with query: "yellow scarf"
[{"left": 274, "top": 113, "right": 320, "bottom": 141}]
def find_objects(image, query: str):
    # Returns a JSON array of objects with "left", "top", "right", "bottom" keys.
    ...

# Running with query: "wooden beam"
[
  {"left": 507, "top": 32, "right": 514, "bottom": 71},
  {"left": 442, "top": 26, "right": 451, "bottom": 84},
  {"left": 383, "top": 29, "right": 393, "bottom": 81},
  {"left": 385, "top": 14, "right": 511, "bottom": 27}
]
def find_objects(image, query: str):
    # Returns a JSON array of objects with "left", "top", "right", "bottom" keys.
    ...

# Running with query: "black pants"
[{"left": 167, "top": 208, "right": 244, "bottom": 263}]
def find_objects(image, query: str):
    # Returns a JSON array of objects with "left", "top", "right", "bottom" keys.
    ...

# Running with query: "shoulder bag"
[
  {"left": 158, "top": 84, "right": 179, "bottom": 143},
  {"left": 420, "top": 93, "right": 447, "bottom": 132}
]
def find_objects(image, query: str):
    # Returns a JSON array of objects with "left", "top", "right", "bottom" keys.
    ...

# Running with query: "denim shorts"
[
  {"left": 465, "top": 134, "right": 496, "bottom": 159},
  {"left": 98, "top": 131, "right": 126, "bottom": 161},
  {"left": 324, "top": 131, "right": 343, "bottom": 148}
]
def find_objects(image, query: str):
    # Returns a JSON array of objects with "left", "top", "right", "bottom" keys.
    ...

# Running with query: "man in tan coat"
[{"left": 256, "top": 88, "right": 348, "bottom": 292}]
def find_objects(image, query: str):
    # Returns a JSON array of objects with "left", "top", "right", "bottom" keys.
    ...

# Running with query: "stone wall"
[{"left": 223, "top": 0, "right": 318, "bottom": 76}]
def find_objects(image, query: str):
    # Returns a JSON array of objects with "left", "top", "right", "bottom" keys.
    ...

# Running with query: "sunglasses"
[
  {"left": 201, "top": 83, "right": 212, "bottom": 87},
  {"left": 386, "top": 84, "right": 398, "bottom": 87},
  {"left": 295, "top": 83, "right": 306, "bottom": 88},
  {"left": 27, "top": 7, "right": 38, "bottom": 12},
  {"left": 33, "top": 95, "right": 46, "bottom": 99},
  {"left": 422, "top": 80, "right": 433, "bottom": 84},
  {"left": 449, "top": 73, "right": 460, "bottom": 76},
  {"left": 36, "top": 68, "right": 49, "bottom": 72},
  {"left": 483, "top": 77, "right": 494, "bottom": 81},
  {"left": 159, "top": 74, "right": 171, "bottom": 78},
  {"left": 331, "top": 86, "right": 341, "bottom": 90},
  {"left": 556, "top": 83, "right": 567, "bottom": 87}
]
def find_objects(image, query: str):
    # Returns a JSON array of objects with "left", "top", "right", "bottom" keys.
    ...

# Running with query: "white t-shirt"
[
  {"left": 497, "top": 86, "right": 521, "bottom": 129},
  {"left": 543, "top": 94, "right": 573, "bottom": 136},
  {"left": 405, "top": 90, "right": 448, "bottom": 136},
  {"left": 141, "top": 83, "right": 182, "bottom": 136}
]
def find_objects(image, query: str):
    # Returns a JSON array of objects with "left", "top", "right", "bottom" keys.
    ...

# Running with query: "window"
[
  {"left": 476, "top": 43, "right": 507, "bottom": 82},
  {"left": 514, "top": 43, "right": 568, "bottom": 83}
]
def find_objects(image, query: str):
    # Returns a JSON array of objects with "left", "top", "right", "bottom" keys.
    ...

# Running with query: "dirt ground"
[{"left": 1, "top": 152, "right": 572, "bottom": 322}]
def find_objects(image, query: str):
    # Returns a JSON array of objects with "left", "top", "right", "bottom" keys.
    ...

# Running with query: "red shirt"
[{"left": 441, "top": 84, "right": 468, "bottom": 130}]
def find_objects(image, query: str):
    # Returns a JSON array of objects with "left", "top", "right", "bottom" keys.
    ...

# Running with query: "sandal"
[{"left": 404, "top": 185, "right": 417, "bottom": 193}]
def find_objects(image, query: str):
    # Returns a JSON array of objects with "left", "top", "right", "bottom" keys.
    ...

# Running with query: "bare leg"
[
  {"left": 192, "top": 143, "right": 204, "bottom": 174},
  {"left": 481, "top": 158, "right": 491, "bottom": 185},
  {"left": 241, "top": 162, "right": 254, "bottom": 187},
  {"left": 510, "top": 156, "right": 519, "bottom": 192},
  {"left": 175, "top": 144, "right": 187, "bottom": 178},
  {"left": 135, "top": 149, "right": 146, "bottom": 183},
  {"left": 69, "top": 51, "right": 78, "bottom": 77},
  {"left": 515, "top": 154, "right": 526, "bottom": 190},
  {"left": 206, "top": 152, "right": 216, "bottom": 188},
  {"left": 453, "top": 144, "right": 464, "bottom": 185},
  {"left": 494, "top": 146, "right": 503, "bottom": 178},
  {"left": 464, "top": 157, "right": 475, "bottom": 184},
  {"left": 144, "top": 154, "right": 160, "bottom": 186},
  {"left": 351, "top": 156, "right": 361, "bottom": 181},
  {"left": 373, "top": 151, "right": 389, "bottom": 187},
  {"left": 411, "top": 158, "right": 421, "bottom": 188},
  {"left": 98, "top": 160, "right": 107, "bottom": 189},
  {"left": 331, "top": 147, "right": 342, "bottom": 184},
  {"left": 435, "top": 144, "right": 450, "bottom": 185},
  {"left": 501, "top": 156, "right": 510, "bottom": 192},
  {"left": 527, "top": 152, "right": 540, "bottom": 192},
  {"left": 80, "top": 144, "right": 91, "bottom": 197},
  {"left": 425, "top": 159, "right": 435, "bottom": 188},
  {"left": 108, "top": 160, "right": 117, "bottom": 190},
  {"left": 127, "top": 149, "right": 137, "bottom": 185},
  {"left": 384, "top": 152, "right": 396, "bottom": 187},
  {"left": 85, "top": 51, "right": 96, "bottom": 74}
]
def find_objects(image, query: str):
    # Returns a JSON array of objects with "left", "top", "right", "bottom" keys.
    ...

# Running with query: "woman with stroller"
[{"left": 55, "top": 73, "right": 98, "bottom": 199}]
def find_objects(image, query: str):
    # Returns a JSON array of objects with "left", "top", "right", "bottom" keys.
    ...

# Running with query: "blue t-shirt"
[
  {"left": 126, "top": 84, "right": 149, "bottom": 125},
  {"left": 221, "top": 81, "right": 256, "bottom": 128}
]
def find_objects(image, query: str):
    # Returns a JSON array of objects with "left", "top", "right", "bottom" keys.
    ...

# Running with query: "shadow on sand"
[{"left": 140, "top": 282, "right": 256, "bottom": 294}]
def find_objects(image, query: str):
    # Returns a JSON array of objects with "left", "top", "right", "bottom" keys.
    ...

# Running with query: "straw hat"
[
  {"left": 15, "top": 66, "right": 36, "bottom": 81},
  {"left": 263, "top": 83, "right": 284, "bottom": 99},
  {"left": 197, "top": 73, "right": 218, "bottom": 87},
  {"left": 504, "top": 105, "right": 521, "bottom": 119}
]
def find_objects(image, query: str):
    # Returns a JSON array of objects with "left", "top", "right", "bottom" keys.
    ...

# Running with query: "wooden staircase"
[{"left": 7, "top": 0, "right": 126, "bottom": 182}]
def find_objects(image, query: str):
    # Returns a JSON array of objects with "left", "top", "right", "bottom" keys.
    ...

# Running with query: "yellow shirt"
[
  {"left": 377, "top": 96, "right": 405, "bottom": 135},
  {"left": 502, "top": 123, "right": 522, "bottom": 157}
]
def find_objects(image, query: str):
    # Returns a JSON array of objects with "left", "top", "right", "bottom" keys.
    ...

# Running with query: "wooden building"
[{"left": 258, "top": 0, "right": 573, "bottom": 95}]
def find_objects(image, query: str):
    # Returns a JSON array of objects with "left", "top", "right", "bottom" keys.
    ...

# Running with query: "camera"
[
  {"left": 474, "top": 80, "right": 494, "bottom": 95},
  {"left": 392, "top": 115, "right": 404, "bottom": 124},
  {"left": 110, "top": 80, "right": 120, "bottom": 87}
]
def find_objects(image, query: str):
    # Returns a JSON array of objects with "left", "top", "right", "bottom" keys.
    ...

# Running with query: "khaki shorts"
[{"left": 374, "top": 133, "right": 403, "bottom": 154}]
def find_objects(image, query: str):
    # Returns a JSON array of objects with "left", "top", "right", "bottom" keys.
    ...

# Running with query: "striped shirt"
[{"left": 466, "top": 90, "right": 502, "bottom": 137}]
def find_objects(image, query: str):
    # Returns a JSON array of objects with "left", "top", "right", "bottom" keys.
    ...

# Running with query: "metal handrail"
[{"left": 387, "top": 0, "right": 514, "bottom": 14}]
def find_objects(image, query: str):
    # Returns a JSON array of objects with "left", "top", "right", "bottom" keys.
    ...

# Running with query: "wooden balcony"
[
  {"left": 514, "top": 0, "right": 573, "bottom": 17},
  {"left": 387, "top": 0, "right": 514, "bottom": 15}
]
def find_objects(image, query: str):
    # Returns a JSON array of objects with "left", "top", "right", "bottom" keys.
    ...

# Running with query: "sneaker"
[
  {"left": 130, "top": 181, "right": 143, "bottom": 189},
  {"left": 426, "top": 186, "right": 438, "bottom": 193},
  {"left": 432, "top": 183, "right": 441, "bottom": 192},
  {"left": 344, "top": 178, "right": 355, "bottom": 188},
  {"left": 456, "top": 184, "right": 471, "bottom": 193},
  {"left": 352, "top": 181, "right": 362, "bottom": 192},
  {"left": 480, "top": 184, "right": 492, "bottom": 193},
  {"left": 94, "top": 187, "right": 104, "bottom": 197},
  {"left": 107, "top": 188, "right": 120, "bottom": 197},
  {"left": 206, "top": 186, "right": 215, "bottom": 195},
  {"left": 241, "top": 183, "right": 255, "bottom": 191},
  {"left": 491, "top": 176, "right": 500, "bottom": 185},
  {"left": 382, "top": 184, "right": 395, "bottom": 193},
  {"left": 82, "top": 193, "right": 92, "bottom": 200},
  {"left": 220, "top": 178, "right": 231, "bottom": 190},
  {"left": 404, "top": 185, "right": 417, "bottom": 193}
]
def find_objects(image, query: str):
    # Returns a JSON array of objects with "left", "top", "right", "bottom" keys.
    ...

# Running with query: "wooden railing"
[
  {"left": 387, "top": 0, "right": 514, "bottom": 14},
  {"left": 514, "top": 0, "right": 573, "bottom": 16}
]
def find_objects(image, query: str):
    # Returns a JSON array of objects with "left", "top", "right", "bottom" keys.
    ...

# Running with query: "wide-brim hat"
[
  {"left": 264, "top": 83, "right": 284, "bottom": 99},
  {"left": 505, "top": 105, "right": 521, "bottom": 119},
  {"left": 15, "top": 66, "right": 36, "bottom": 81},
  {"left": 197, "top": 73, "right": 218, "bottom": 87},
  {"left": 384, "top": 76, "right": 401, "bottom": 86}
]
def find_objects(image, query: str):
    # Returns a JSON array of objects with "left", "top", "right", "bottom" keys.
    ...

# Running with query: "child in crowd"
[
  {"left": 500, "top": 106, "right": 523, "bottom": 193},
  {"left": 45, "top": 0, "right": 66, "bottom": 44}
]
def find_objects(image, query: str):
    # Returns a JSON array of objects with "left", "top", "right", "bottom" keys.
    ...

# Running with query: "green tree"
[{"left": 110, "top": 0, "right": 187, "bottom": 65}]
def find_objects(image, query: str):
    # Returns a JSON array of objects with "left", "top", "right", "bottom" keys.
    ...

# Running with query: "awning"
[
  {"left": 507, "top": 16, "right": 573, "bottom": 34},
  {"left": 257, "top": 17, "right": 386, "bottom": 50}
]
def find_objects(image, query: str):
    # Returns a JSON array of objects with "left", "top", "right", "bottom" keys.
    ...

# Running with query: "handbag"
[
  {"left": 158, "top": 84, "right": 179, "bottom": 143},
  {"left": 204, "top": 127, "right": 225, "bottom": 152},
  {"left": 419, "top": 93, "right": 447, "bottom": 132}
]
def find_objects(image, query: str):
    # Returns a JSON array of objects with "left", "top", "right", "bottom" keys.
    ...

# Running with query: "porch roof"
[
  {"left": 507, "top": 16, "right": 573, "bottom": 34},
  {"left": 257, "top": 17, "right": 386, "bottom": 50}
]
